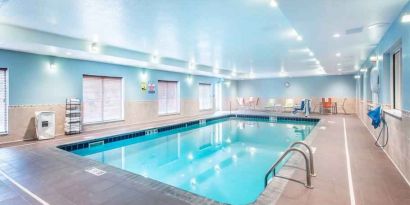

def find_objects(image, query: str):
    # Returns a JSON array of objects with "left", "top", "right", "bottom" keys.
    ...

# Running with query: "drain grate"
[{"left": 85, "top": 167, "right": 106, "bottom": 176}]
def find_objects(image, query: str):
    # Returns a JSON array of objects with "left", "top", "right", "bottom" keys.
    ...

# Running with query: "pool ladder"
[{"left": 264, "top": 141, "right": 316, "bottom": 189}]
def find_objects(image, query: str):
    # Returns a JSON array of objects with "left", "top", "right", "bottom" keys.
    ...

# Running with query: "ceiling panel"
[{"left": 0, "top": 0, "right": 407, "bottom": 78}]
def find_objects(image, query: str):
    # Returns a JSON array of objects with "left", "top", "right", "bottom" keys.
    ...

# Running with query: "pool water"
[{"left": 73, "top": 118, "right": 317, "bottom": 205}]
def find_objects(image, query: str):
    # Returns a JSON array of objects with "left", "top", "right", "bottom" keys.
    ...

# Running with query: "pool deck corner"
[{"left": 0, "top": 112, "right": 409, "bottom": 205}]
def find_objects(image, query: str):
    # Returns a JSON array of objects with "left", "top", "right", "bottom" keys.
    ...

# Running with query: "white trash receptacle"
[{"left": 35, "top": 111, "right": 56, "bottom": 140}]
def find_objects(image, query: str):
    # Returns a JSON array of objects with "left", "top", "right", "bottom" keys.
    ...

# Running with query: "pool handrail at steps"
[
  {"left": 264, "top": 142, "right": 315, "bottom": 189},
  {"left": 290, "top": 141, "right": 316, "bottom": 177}
]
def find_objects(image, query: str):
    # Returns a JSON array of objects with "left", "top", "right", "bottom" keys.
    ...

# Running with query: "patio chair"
[{"left": 320, "top": 98, "right": 333, "bottom": 114}]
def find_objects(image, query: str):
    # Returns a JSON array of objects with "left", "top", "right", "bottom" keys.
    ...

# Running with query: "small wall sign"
[
  {"left": 148, "top": 81, "right": 156, "bottom": 94},
  {"left": 141, "top": 82, "right": 147, "bottom": 92}
]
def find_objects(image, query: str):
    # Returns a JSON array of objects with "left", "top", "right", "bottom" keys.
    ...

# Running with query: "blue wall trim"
[
  {"left": 236, "top": 75, "right": 356, "bottom": 98},
  {"left": 0, "top": 49, "right": 236, "bottom": 105}
]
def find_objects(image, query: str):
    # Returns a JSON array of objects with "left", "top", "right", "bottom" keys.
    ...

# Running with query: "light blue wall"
[
  {"left": 237, "top": 75, "right": 356, "bottom": 98},
  {"left": 361, "top": 1, "right": 410, "bottom": 110},
  {"left": 0, "top": 49, "right": 236, "bottom": 105}
]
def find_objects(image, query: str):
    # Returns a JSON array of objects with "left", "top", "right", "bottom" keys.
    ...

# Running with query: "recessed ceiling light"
[
  {"left": 231, "top": 67, "right": 237, "bottom": 77},
  {"left": 370, "top": 56, "right": 378, "bottom": 62},
  {"left": 401, "top": 13, "right": 410, "bottom": 23},
  {"left": 296, "top": 35, "right": 303, "bottom": 41},
  {"left": 188, "top": 59, "right": 196, "bottom": 70},
  {"left": 336, "top": 52, "right": 341, "bottom": 57},
  {"left": 337, "top": 63, "right": 342, "bottom": 66},
  {"left": 338, "top": 68, "right": 343, "bottom": 72},
  {"left": 309, "top": 51, "right": 314, "bottom": 57},
  {"left": 354, "top": 75, "right": 361, "bottom": 79},
  {"left": 249, "top": 72, "right": 255, "bottom": 79},
  {"left": 270, "top": 0, "right": 278, "bottom": 7},
  {"left": 92, "top": 34, "right": 99, "bottom": 42},
  {"left": 360, "top": 68, "right": 368, "bottom": 72},
  {"left": 151, "top": 50, "right": 160, "bottom": 64},
  {"left": 288, "top": 29, "right": 298, "bottom": 37},
  {"left": 333, "top": 33, "right": 341, "bottom": 38}
]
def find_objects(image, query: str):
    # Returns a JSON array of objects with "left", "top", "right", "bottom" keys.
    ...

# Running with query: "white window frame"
[
  {"left": 390, "top": 47, "right": 402, "bottom": 110},
  {"left": 215, "top": 82, "right": 222, "bottom": 111},
  {"left": 82, "top": 75, "right": 124, "bottom": 124},
  {"left": 198, "top": 83, "right": 213, "bottom": 111},
  {"left": 0, "top": 68, "right": 8, "bottom": 135},
  {"left": 158, "top": 80, "right": 180, "bottom": 115}
]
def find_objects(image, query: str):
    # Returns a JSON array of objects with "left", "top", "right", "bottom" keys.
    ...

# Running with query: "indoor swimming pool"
[{"left": 69, "top": 116, "right": 318, "bottom": 204}]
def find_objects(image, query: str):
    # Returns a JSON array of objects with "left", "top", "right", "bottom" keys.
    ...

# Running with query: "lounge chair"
[
  {"left": 237, "top": 97, "right": 246, "bottom": 110},
  {"left": 264, "top": 98, "right": 282, "bottom": 112},
  {"left": 283, "top": 98, "right": 295, "bottom": 112},
  {"left": 247, "top": 97, "right": 259, "bottom": 110},
  {"left": 337, "top": 98, "right": 347, "bottom": 114}
]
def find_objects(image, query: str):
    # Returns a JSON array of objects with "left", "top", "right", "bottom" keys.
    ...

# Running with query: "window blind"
[
  {"left": 83, "top": 75, "right": 123, "bottom": 123},
  {"left": 0, "top": 69, "right": 7, "bottom": 133},
  {"left": 158, "top": 81, "right": 179, "bottom": 114},
  {"left": 199, "top": 83, "right": 212, "bottom": 110}
]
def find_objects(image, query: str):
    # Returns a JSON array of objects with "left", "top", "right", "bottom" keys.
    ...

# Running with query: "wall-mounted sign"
[
  {"left": 148, "top": 81, "right": 156, "bottom": 94},
  {"left": 140, "top": 82, "right": 147, "bottom": 92}
]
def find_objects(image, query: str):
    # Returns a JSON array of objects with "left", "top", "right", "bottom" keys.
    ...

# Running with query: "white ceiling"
[
  {"left": 278, "top": 0, "right": 408, "bottom": 74},
  {"left": 0, "top": 0, "right": 407, "bottom": 79}
]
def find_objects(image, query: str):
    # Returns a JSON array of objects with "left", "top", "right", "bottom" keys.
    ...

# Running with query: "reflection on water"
[{"left": 76, "top": 119, "right": 316, "bottom": 205}]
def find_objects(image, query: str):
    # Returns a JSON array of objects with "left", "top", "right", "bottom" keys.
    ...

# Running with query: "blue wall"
[
  {"left": 0, "top": 49, "right": 235, "bottom": 105},
  {"left": 361, "top": 1, "right": 410, "bottom": 110},
  {"left": 237, "top": 75, "right": 356, "bottom": 98}
]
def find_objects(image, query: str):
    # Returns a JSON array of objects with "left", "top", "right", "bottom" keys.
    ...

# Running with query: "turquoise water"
[{"left": 73, "top": 118, "right": 316, "bottom": 205}]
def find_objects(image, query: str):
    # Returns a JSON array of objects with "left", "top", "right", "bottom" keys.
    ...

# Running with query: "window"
[
  {"left": 158, "top": 80, "right": 180, "bottom": 115},
  {"left": 199, "top": 83, "right": 212, "bottom": 110},
  {"left": 0, "top": 69, "right": 7, "bottom": 134},
  {"left": 83, "top": 75, "right": 123, "bottom": 124},
  {"left": 392, "top": 49, "right": 402, "bottom": 110}
]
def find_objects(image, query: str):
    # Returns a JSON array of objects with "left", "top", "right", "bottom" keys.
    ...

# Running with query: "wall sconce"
[
  {"left": 49, "top": 62, "right": 56, "bottom": 71},
  {"left": 140, "top": 70, "right": 148, "bottom": 81},
  {"left": 90, "top": 42, "right": 98, "bottom": 52},
  {"left": 186, "top": 75, "right": 193, "bottom": 84},
  {"left": 360, "top": 68, "right": 368, "bottom": 73},
  {"left": 401, "top": 13, "right": 410, "bottom": 23},
  {"left": 224, "top": 81, "right": 231, "bottom": 87}
]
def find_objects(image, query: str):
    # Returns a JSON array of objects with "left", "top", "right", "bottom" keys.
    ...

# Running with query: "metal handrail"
[
  {"left": 264, "top": 147, "right": 313, "bottom": 189},
  {"left": 290, "top": 141, "right": 316, "bottom": 177}
]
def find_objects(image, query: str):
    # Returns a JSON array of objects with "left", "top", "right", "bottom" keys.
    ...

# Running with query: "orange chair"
[{"left": 321, "top": 98, "right": 333, "bottom": 114}]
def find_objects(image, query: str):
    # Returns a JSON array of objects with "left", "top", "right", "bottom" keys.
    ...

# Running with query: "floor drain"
[
  {"left": 85, "top": 167, "right": 106, "bottom": 176},
  {"left": 319, "top": 126, "right": 327, "bottom": 130}
]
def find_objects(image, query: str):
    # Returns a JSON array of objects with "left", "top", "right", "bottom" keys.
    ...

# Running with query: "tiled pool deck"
[{"left": 0, "top": 111, "right": 409, "bottom": 205}]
